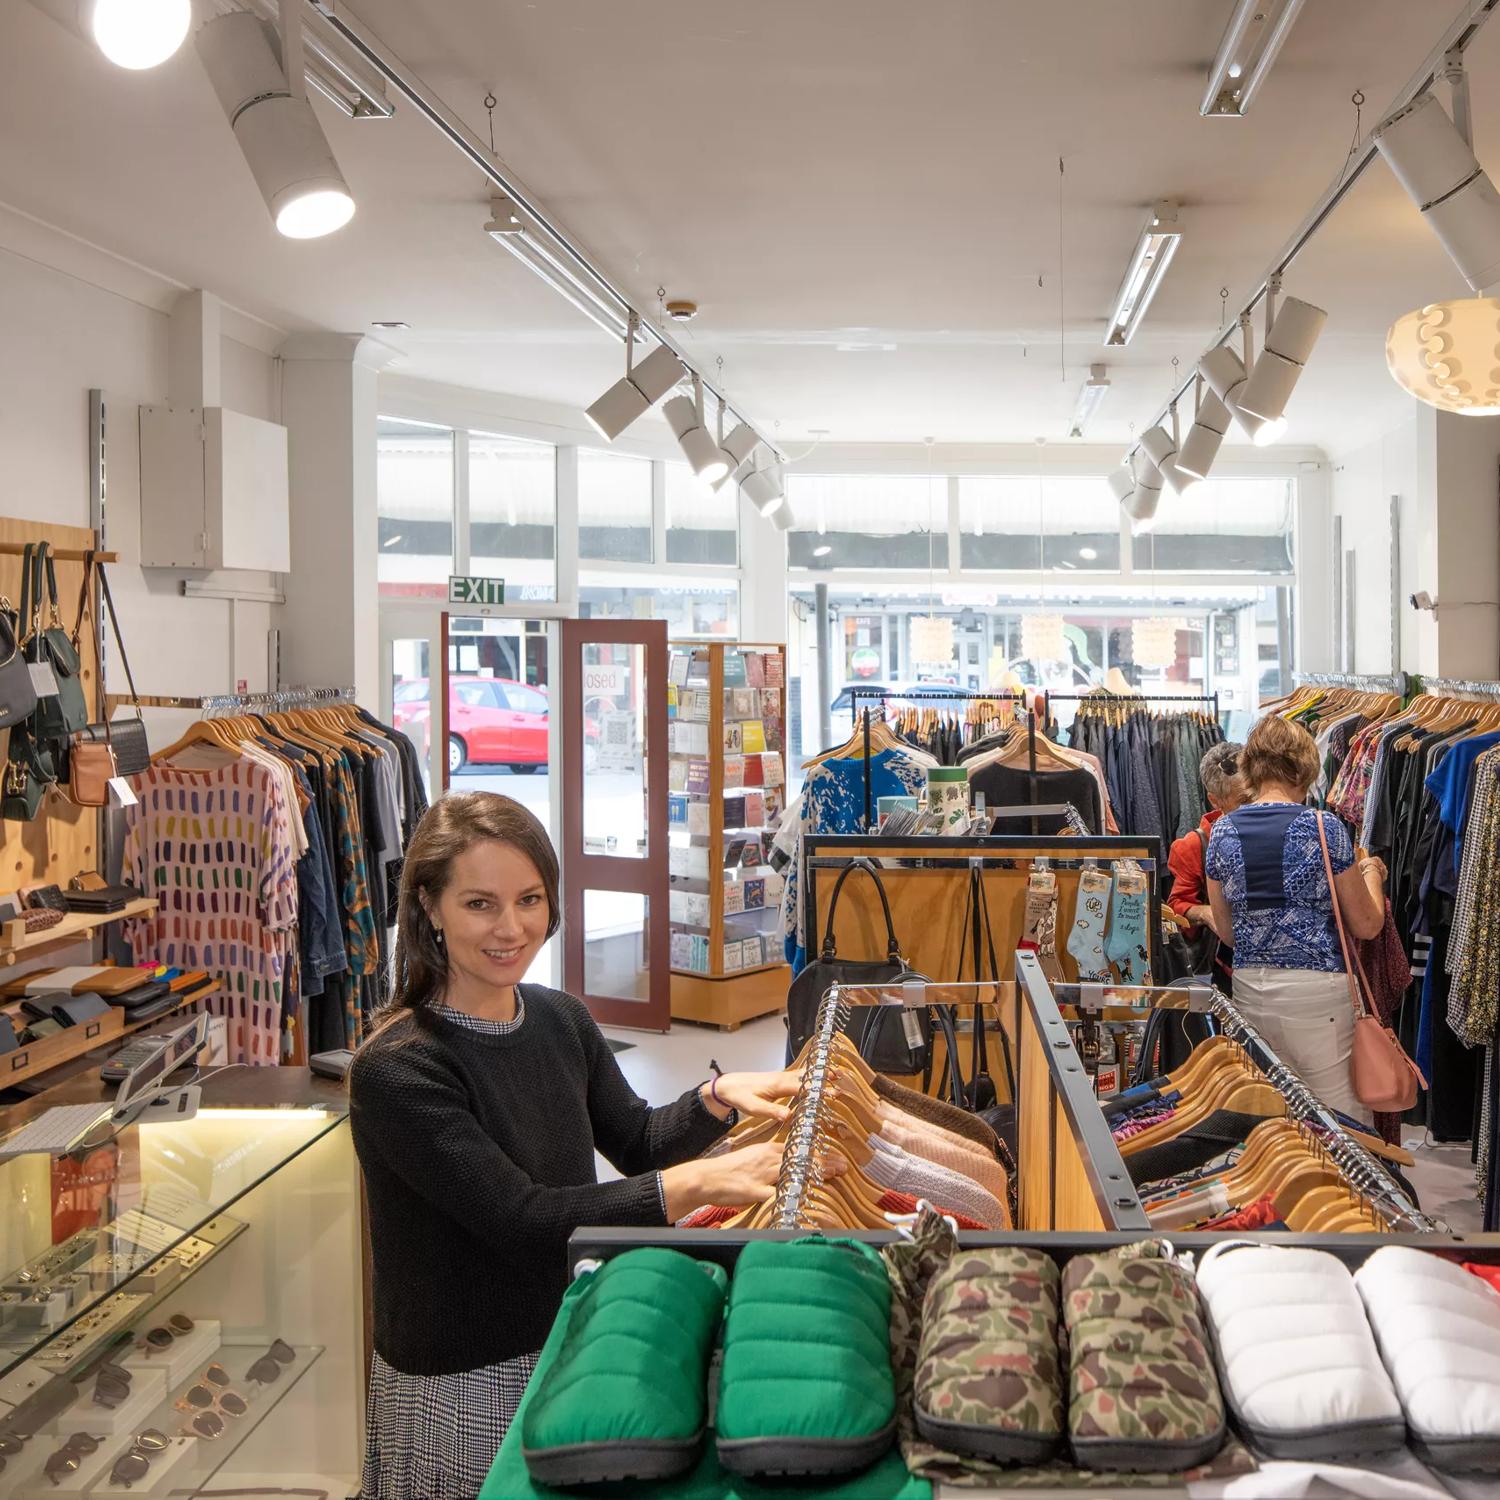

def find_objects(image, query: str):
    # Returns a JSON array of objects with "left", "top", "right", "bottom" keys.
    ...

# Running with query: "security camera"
[{"left": 1410, "top": 591, "right": 1436, "bottom": 612}]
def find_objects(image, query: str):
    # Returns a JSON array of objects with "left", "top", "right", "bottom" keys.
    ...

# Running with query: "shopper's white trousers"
[{"left": 1230, "top": 966, "right": 1372, "bottom": 1125}]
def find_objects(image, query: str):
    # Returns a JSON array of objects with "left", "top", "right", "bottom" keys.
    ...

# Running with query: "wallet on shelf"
[
  {"left": 21, "top": 885, "right": 68, "bottom": 913},
  {"left": 1, "top": 966, "right": 158, "bottom": 999},
  {"left": 52, "top": 993, "right": 113, "bottom": 1028}
]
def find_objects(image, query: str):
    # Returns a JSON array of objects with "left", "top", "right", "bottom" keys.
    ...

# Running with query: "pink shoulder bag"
[{"left": 1315, "top": 813, "right": 1425, "bottom": 1112}]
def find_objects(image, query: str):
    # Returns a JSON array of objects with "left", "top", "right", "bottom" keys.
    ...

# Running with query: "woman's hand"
[
  {"left": 1188, "top": 904, "right": 1221, "bottom": 937},
  {"left": 701, "top": 1067, "right": 803, "bottom": 1123},
  {"left": 661, "top": 1140, "right": 848, "bottom": 1220},
  {"left": 1359, "top": 854, "right": 1387, "bottom": 888}
]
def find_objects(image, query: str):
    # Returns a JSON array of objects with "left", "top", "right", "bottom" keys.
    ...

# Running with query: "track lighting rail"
[
  {"left": 1138, "top": 0, "right": 1500, "bottom": 444},
  {"left": 307, "top": 0, "right": 784, "bottom": 461}
]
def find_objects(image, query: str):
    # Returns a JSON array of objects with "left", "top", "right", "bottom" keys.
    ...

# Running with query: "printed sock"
[
  {"left": 1105, "top": 866, "right": 1150, "bottom": 984},
  {"left": 1067, "top": 867, "right": 1113, "bottom": 981},
  {"left": 1023, "top": 871, "right": 1065, "bottom": 983}
]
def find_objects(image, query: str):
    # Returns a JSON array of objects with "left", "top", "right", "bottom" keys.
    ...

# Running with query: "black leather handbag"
[
  {"left": 0, "top": 585, "right": 37, "bottom": 730},
  {"left": 784, "top": 858, "right": 931, "bottom": 1074},
  {"left": 28, "top": 542, "right": 89, "bottom": 747}
]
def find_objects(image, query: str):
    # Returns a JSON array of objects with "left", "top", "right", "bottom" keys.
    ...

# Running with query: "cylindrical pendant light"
[
  {"left": 1140, "top": 423, "right": 1196, "bottom": 496},
  {"left": 1177, "top": 388, "right": 1232, "bottom": 480},
  {"left": 1199, "top": 344, "right": 1285, "bottom": 447},
  {"left": 1239, "top": 295, "right": 1326, "bottom": 423},
  {"left": 663, "top": 375, "right": 730, "bottom": 483},
  {"left": 1107, "top": 464, "right": 1136, "bottom": 505},
  {"left": 584, "top": 341, "right": 685, "bottom": 441}
]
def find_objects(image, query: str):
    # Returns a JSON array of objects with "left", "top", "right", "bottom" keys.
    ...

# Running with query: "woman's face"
[{"left": 425, "top": 839, "right": 552, "bottom": 992}]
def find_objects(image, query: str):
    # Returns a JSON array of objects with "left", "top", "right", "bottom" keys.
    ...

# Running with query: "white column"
[
  {"left": 739, "top": 496, "right": 786, "bottom": 643},
  {"left": 274, "top": 332, "right": 396, "bottom": 705},
  {"left": 1431, "top": 409, "right": 1500, "bottom": 677},
  {"left": 1292, "top": 462, "right": 1333, "bottom": 674}
]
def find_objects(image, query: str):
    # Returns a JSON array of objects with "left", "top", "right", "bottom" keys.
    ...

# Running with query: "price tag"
[
  {"left": 902, "top": 1010, "right": 925, "bottom": 1049},
  {"left": 107, "top": 776, "right": 138, "bottom": 808},
  {"left": 1077, "top": 983, "right": 1107, "bottom": 1014},
  {"left": 28, "top": 661, "right": 59, "bottom": 697}
]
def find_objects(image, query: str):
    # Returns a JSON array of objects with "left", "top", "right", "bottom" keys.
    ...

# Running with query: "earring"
[{"left": 433, "top": 926, "right": 445, "bottom": 946}]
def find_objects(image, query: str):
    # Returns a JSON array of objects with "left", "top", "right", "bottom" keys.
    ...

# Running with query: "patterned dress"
[
  {"left": 123, "top": 759, "right": 299, "bottom": 1065},
  {"left": 360, "top": 1000, "right": 541, "bottom": 1500}
]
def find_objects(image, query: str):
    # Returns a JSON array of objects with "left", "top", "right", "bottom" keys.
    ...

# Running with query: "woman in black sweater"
[{"left": 350, "top": 792, "right": 803, "bottom": 1500}]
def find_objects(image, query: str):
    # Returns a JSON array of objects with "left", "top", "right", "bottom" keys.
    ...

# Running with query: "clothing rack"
[
  {"left": 107, "top": 685, "right": 357, "bottom": 713},
  {"left": 846, "top": 687, "right": 1027, "bottom": 834},
  {"left": 1206, "top": 991, "right": 1446, "bottom": 1234},
  {"left": 1415, "top": 676, "right": 1500, "bottom": 700},
  {"left": 773, "top": 980, "right": 851, "bottom": 1229},
  {"left": 1294, "top": 672, "right": 1411, "bottom": 694},
  {"left": 1042, "top": 689, "right": 1220, "bottom": 722}
]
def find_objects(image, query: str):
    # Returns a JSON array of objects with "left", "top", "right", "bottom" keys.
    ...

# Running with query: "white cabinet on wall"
[{"left": 139, "top": 404, "right": 291, "bottom": 571}]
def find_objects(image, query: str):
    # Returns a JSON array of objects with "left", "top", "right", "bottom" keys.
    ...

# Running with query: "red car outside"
[{"left": 393, "top": 676, "right": 549, "bottom": 775}]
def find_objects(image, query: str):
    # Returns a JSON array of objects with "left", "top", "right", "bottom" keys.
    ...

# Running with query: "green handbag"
[
  {"left": 28, "top": 542, "right": 88, "bottom": 746},
  {"left": 2, "top": 721, "right": 55, "bottom": 822}
]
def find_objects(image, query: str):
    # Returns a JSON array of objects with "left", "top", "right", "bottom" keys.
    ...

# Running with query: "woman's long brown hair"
[{"left": 362, "top": 792, "right": 561, "bottom": 1048}]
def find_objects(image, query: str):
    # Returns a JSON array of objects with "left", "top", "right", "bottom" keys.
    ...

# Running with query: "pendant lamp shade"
[
  {"left": 1124, "top": 448, "right": 1163, "bottom": 530},
  {"left": 1132, "top": 617, "right": 1179, "bottom": 669},
  {"left": 911, "top": 616, "right": 955, "bottom": 665},
  {"left": 1386, "top": 298, "right": 1500, "bottom": 415},
  {"left": 1141, "top": 423, "right": 1197, "bottom": 496},
  {"left": 1198, "top": 344, "right": 1285, "bottom": 447},
  {"left": 663, "top": 378, "right": 730, "bottom": 483},
  {"left": 1022, "top": 614, "right": 1068, "bottom": 664},
  {"left": 1239, "top": 295, "right": 1326, "bottom": 422},
  {"left": 1177, "top": 389, "right": 1232, "bottom": 480},
  {"left": 584, "top": 343, "right": 685, "bottom": 441}
]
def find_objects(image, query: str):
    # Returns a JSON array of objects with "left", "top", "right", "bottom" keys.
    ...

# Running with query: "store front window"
[
  {"left": 377, "top": 418, "right": 454, "bottom": 599},
  {"left": 1130, "top": 476, "right": 1294, "bottom": 574},
  {"left": 665, "top": 460, "right": 738, "bottom": 566},
  {"left": 579, "top": 448, "right": 653, "bottom": 564},
  {"left": 579, "top": 573, "right": 738, "bottom": 636},
  {"left": 787, "top": 474, "right": 948, "bottom": 570},
  {"left": 470, "top": 431, "right": 558, "bottom": 602},
  {"left": 957, "top": 475, "right": 1122, "bottom": 571}
]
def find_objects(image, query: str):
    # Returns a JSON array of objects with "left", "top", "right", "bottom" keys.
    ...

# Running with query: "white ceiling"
[{"left": 1, "top": 0, "right": 1495, "bottom": 452}]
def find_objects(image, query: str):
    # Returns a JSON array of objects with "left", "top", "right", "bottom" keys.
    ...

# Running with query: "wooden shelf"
[
  {"left": 670, "top": 963, "right": 788, "bottom": 1031},
  {"left": 1, "top": 980, "right": 217, "bottom": 1090},
  {"left": 0, "top": 899, "right": 157, "bottom": 967}
]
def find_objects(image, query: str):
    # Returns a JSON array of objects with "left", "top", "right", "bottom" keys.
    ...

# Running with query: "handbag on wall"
[
  {"left": 0, "top": 587, "right": 37, "bottom": 730},
  {"left": 1316, "top": 814, "right": 1426, "bottom": 1113},
  {"left": 27, "top": 542, "right": 89, "bottom": 746},
  {"left": 784, "top": 857, "right": 931, "bottom": 1074},
  {"left": 69, "top": 556, "right": 147, "bottom": 780}
]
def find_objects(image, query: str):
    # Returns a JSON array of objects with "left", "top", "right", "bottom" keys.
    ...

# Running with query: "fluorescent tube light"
[
  {"left": 1202, "top": 0, "right": 1308, "bottom": 117},
  {"left": 1069, "top": 364, "right": 1110, "bottom": 437},
  {"left": 1105, "top": 202, "right": 1181, "bottom": 347}
]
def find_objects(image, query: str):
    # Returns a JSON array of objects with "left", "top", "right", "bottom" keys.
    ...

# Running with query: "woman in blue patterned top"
[{"left": 1205, "top": 714, "right": 1388, "bottom": 1120}]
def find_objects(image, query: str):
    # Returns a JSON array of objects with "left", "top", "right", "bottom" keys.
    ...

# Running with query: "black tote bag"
[{"left": 784, "top": 857, "right": 931, "bottom": 1074}]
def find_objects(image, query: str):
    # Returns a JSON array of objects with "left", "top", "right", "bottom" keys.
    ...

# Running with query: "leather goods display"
[
  {"left": 0, "top": 586, "right": 38, "bottom": 729},
  {"left": 50, "top": 992, "right": 114, "bottom": 1028},
  {"left": 63, "top": 879, "right": 140, "bottom": 914},
  {"left": 1356, "top": 1246, "right": 1500, "bottom": 1473},
  {"left": 23, "top": 885, "right": 68, "bottom": 913},
  {"left": 26, "top": 542, "right": 89, "bottom": 745},
  {"left": 520, "top": 1248, "right": 727, "bottom": 1486},
  {"left": 20, "top": 992, "right": 71, "bottom": 1022},
  {"left": 71, "top": 558, "right": 148, "bottom": 776},
  {"left": 114, "top": 980, "right": 172, "bottom": 1013},
  {"left": 715, "top": 1238, "right": 895, "bottom": 1479},
  {"left": 19, "top": 907, "right": 64, "bottom": 935},
  {"left": 1196, "top": 1243, "right": 1404, "bottom": 1461},
  {"left": 67, "top": 732, "right": 115, "bottom": 807},
  {"left": 785, "top": 858, "right": 929, "bottom": 1075},
  {"left": 915, "top": 1246, "right": 1063, "bottom": 1464},
  {"left": 1060, "top": 1244, "right": 1226, "bottom": 1473},
  {"left": 0, "top": 965, "right": 156, "bottom": 998},
  {"left": 1316, "top": 817, "right": 1425, "bottom": 1112}
]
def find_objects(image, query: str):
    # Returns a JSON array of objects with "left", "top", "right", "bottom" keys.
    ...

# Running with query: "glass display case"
[
  {"left": 666, "top": 641, "right": 790, "bottom": 1028},
  {"left": 0, "top": 1081, "right": 363, "bottom": 1497}
]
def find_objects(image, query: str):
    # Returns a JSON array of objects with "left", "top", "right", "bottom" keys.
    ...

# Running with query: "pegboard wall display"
[{"left": 0, "top": 519, "right": 103, "bottom": 898}]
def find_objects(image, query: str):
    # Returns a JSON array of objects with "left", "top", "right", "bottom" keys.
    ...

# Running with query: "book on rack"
[
  {"left": 759, "top": 752, "right": 784, "bottom": 787},
  {"left": 729, "top": 687, "right": 756, "bottom": 720},
  {"left": 686, "top": 760, "right": 711, "bottom": 796},
  {"left": 745, "top": 652, "right": 765, "bottom": 687},
  {"left": 669, "top": 654, "right": 690, "bottom": 686},
  {"left": 761, "top": 653, "right": 784, "bottom": 688},
  {"left": 724, "top": 722, "right": 743, "bottom": 753},
  {"left": 741, "top": 721, "right": 766, "bottom": 754},
  {"left": 672, "top": 721, "right": 710, "bottom": 756},
  {"left": 723, "top": 754, "right": 746, "bottom": 789},
  {"left": 722, "top": 652, "right": 748, "bottom": 688},
  {"left": 669, "top": 760, "right": 688, "bottom": 793}
]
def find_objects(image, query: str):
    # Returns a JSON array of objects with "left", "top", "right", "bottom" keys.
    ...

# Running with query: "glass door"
[
  {"left": 380, "top": 605, "right": 446, "bottom": 799},
  {"left": 560, "top": 619, "right": 670, "bottom": 1030}
]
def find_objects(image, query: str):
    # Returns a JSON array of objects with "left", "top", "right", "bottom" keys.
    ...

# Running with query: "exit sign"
[{"left": 448, "top": 574, "right": 506, "bottom": 607}]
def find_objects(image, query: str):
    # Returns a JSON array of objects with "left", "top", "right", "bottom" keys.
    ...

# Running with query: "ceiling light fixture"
[
  {"left": 583, "top": 313, "right": 685, "bottom": 441},
  {"left": 1124, "top": 448, "right": 1164, "bottom": 531},
  {"left": 1198, "top": 320, "right": 1286, "bottom": 446},
  {"left": 1177, "top": 383, "right": 1232, "bottom": 480},
  {"left": 486, "top": 197, "right": 633, "bottom": 342},
  {"left": 770, "top": 500, "right": 795, "bottom": 532},
  {"left": 1141, "top": 415, "right": 1197, "bottom": 496},
  {"left": 1375, "top": 89, "right": 1500, "bottom": 293},
  {"left": 1201, "top": 0, "right": 1307, "bottom": 117},
  {"left": 195, "top": 11, "right": 355, "bottom": 239},
  {"left": 1386, "top": 298, "right": 1500, "bottom": 414},
  {"left": 1069, "top": 364, "right": 1110, "bottom": 437},
  {"left": 1107, "top": 464, "right": 1136, "bottom": 507},
  {"left": 663, "top": 375, "right": 730, "bottom": 484},
  {"left": 1105, "top": 201, "right": 1182, "bottom": 347},
  {"left": 371, "top": 320, "right": 409, "bottom": 330},
  {"left": 239, "top": 0, "right": 394, "bottom": 118},
  {"left": 1238, "top": 283, "right": 1327, "bottom": 423},
  {"left": 741, "top": 454, "right": 785, "bottom": 517},
  {"left": 83, "top": 0, "right": 189, "bottom": 68},
  {"left": 722, "top": 422, "right": 763, "bottom": 486}
]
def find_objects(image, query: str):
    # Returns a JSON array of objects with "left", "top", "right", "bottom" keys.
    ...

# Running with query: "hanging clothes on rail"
[{"left": 122, "top": 695, "right": 423, "bottom": 1065}]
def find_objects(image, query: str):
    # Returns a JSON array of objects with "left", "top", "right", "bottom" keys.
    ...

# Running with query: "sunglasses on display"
[
  {"left": 141, "top": 1312, "right": 195, "bottom": 1351},
  {"left": 109, "top": 1429, "right": 169, "bottom": 1488},
  {"left": 246, "top": 1338, "right": 296, "bottom": 1385},
  {"left": 43, "top": 1432, "right": 102, "bottom": 1486},
  {"left": 183, "top": 1410, "right": 226, "bottom": 1440},
  {"left": 176, "top": 1374, "right": 247, "bottom": 1419},
  {"left": 93, "top": 1363, "right": 134, "bottom": 1409}
]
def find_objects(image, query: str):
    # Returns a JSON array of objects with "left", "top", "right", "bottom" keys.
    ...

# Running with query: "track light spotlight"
[
  {"left": 1199, "top": 344, "right": 1285, "bottom": 447},
  {"left": 770, "top": 499, "right": 794, "bottom": 532},
  {"left": 1125, "top": 448, "right": 1164, "bottom": 530},
  {"left": 1107, "top": 464, "right": 1136, "bottom": 506},
  {"left": 1177, "top": 388, "right": 1232, "bottom": 480},
  {"left": 583, "top": 330, "right": 686, "bottom": 442},
  {"left": 1140, "top": 421, "right": 1197, "bottom": 496},
  {"left": 1239, "top": 294, "right": 1326, "bottom": 423},
  {"left": 195, "top": 12, "right": 355, "bottom": 239},
  {"left": 1374, "top": 91, "right": 1500, "bottom": 294},
  {"left": 741, "top": 455, "right": 785, "bottom": 516},
  {"left": 663, "top": 376, "right": 730, "bottom": 484},
  {"left": 83, "top": 0, "right": 190, "bottom": 68}
]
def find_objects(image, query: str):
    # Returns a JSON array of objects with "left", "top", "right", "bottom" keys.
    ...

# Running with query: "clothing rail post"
[
  {"left": 1206, "top": 992, "right": 1445, "bottom": 1233},
  {"left": 775, "top": 984, "right": 852, "bottom": 1229}
]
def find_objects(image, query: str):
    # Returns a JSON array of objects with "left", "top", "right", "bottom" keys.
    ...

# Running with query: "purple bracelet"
[{"left": 710, "top": 1074, "right": 728, "bottom": 1113}]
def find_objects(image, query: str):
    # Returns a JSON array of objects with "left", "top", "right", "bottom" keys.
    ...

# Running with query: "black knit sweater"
[{"left": 349, "top": 985, "right": 731, "bottom": 1374}]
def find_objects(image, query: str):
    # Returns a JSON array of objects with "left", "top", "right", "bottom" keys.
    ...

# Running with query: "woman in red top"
[{"left": 1168, "top": 741, "right": 1247, "bottom": 939}]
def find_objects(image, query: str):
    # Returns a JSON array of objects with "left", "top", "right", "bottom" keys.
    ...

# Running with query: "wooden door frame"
[{"left": 559, "top": 619, "right": 670, "bottom": 1031}]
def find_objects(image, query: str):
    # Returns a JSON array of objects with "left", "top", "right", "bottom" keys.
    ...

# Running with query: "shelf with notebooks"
[
  {"left": 0, "top": 1068, "right": 363, "bottom": 1497},
  {"left": 667, "top": 641, "right": 789, "bottom": 1031}
]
